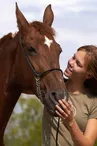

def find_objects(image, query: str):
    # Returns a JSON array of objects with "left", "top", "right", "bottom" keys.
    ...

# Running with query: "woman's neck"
[{"left": 65, "top": 79, "right": 86, "bottom": 95}]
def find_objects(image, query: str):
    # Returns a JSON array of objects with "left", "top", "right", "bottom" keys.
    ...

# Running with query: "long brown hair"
[{"left": 78, "top": 45, "right": 97, "bottom": 96}]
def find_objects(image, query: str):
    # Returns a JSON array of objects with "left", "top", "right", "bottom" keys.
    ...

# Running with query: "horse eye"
[{"left": 28, "top": 46, "right": 36, "bottom": 54}]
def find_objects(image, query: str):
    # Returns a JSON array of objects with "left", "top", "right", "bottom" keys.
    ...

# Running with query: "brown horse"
[{"left": 0, "top": 3, "right": 67, "bottom": 145}]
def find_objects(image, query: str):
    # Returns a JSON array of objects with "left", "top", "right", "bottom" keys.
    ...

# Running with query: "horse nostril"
[
  {"left": 51, "top": 91, "right": 58, "bottom": 101},
  {"left": 50, "top": 91, "right": 58, "bottom": 105},
  {"left": 51, "top": 90, "right": 67, "bottom": 101},
  {"left": 51, "top": 92, "right": 56, "bottom": 97}
]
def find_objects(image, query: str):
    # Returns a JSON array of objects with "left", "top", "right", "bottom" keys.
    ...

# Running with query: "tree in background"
[{"left": 4, "top": 95, "right": 43, "bottom": 146}]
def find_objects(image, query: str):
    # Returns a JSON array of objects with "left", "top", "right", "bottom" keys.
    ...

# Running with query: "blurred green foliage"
[
  {"left": 95, "top": 141, "right": 97, "bottom": 146},
  {"left": 4, "top": 95, "right": 43, "bottom": 146}
]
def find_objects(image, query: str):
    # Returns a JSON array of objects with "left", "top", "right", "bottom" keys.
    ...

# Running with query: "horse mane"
[
  {"left": 31, "top": 21, "right": 55, "bottom": 39},
  {"left": 0, "top": 21, "right": 55, "bottom": 48},
  {"left": 0, "top": 33, "right": 13, "bottom": 47}
]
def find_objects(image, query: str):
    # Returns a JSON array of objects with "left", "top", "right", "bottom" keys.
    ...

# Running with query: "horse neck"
[
  {"left": 0, "top": 33, "right": 20, "bottom": 92},
  {"left": 0, "top": 33, "right": 19, "bottom": 86},
  {"left": 0, "top": 33, "right": 21, "bottom": 135}
]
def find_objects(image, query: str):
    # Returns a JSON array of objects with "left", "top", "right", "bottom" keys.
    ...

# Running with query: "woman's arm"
[
  {"left": 68, "top": 118, "right": 97, "bottom": 146},
  {"left": 56, "top": 99, "right": 97, "bottom": 146}
]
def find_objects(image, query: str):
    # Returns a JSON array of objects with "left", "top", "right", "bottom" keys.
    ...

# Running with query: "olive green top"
[{"left": 42, "top": 92, "right": 97, "bottom": 146}]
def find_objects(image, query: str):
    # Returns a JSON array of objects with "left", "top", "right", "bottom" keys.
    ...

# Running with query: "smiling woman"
[{"left": 42, "top": 45, "right": 97, "bottom": 146}]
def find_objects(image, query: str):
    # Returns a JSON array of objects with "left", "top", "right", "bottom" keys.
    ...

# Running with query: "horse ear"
[
  {"left": 43, "top": 4, "right": 54, "bottom": 27},
  {"left": 16, "top": 2, "right": 29, "bottom": 30}
]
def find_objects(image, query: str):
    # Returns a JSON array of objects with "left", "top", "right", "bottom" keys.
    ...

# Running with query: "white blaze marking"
[{"left": 44, "top": 36, "right": 53, "bottom": 48}]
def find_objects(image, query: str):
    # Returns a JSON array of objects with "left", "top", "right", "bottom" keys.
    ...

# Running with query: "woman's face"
[{"left": 64, "top": 50, "right": 90, "bottom": 82}]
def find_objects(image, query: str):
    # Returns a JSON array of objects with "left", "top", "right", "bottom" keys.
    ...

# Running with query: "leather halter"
[{"left": 19, "top": 35, "right": 63, "bottom": 101}]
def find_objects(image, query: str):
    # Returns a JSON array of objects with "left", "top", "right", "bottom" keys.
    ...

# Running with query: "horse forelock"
[{"left": 30, "top": 21, "right": 55, "bottom": 39}]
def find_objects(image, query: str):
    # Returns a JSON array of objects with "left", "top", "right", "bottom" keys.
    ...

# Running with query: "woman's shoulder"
[{"left": 68, "top": 90, "right": 97, "bottom": 107}]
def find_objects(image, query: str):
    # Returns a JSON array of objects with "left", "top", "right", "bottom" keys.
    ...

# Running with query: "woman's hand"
[{"left": 55, "top": 99, "right": 75, "bottom": 127}]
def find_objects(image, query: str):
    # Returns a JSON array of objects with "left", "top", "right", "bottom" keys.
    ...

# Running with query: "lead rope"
[
  {"left": 56, "top": 117, "right": 60, "bottom": 146},
  {"left": 36, "top": 75, "right": 60, "bottom": 146},
  {"left": 36, "top": 76, "right": 60, "bottom": 146}
]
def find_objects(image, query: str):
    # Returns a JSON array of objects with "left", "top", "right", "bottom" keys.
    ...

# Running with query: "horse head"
[{"left": 15, "top": 3, "right": 68, "bottom": 115}]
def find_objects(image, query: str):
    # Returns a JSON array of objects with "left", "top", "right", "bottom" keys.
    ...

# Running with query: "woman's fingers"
[
  {"left": 62, "top": 99, "right": 72, "bottom": 110},
  {"left": 58, "top": 99, "right": 73, "bottom": 115},
  {"left": 55, "top": 99, "right": 75, "bottom": 121},
  {"left": 55, "top": 105, "right": 68, "bottom": 118},
  {"left": 59, "top": 100, "right": 67, "bottom": 111}
]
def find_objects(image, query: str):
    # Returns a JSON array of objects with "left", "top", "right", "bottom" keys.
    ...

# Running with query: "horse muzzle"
[{"left": 42, "top": 89, "right": 69, "bottom": 116}]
